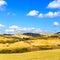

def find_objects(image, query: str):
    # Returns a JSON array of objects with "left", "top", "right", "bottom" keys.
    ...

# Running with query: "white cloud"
[
  {"left": 9, "top": 25, "right": 20, "bottom": 30},
  {"left": 5, "top": 27, "right": 43, "bottom": 34},
  {"left": 16, "top": 27, "right": 42, "bottom": 33},
  {"left": 0, "top": 24, "right": 5, "bottom": 29},
  {"left": 9, "top": 25, "right": 43, "bottom": 34},
  {"left": 27, "top": 10, "right": 60, "bottom": 18},
  {"left": 27, "top": 10, "right": 39, "bottom": 16},
  {"left": 5, "top": 29, "right": 15, "bottom": 34},
  {"left": 47, "top": 0, "right": 60, "bottom": 8},
  {"left": 45, "top": 11, "right": 60, "bottom": 18},
  {"left": 53, "top": 22, "right": 59, "bottom": 26},
  {"left": 38, "top": 11, "right": 60, "bottom": 18},
  {"left": 0, "top": 0, "right": 7, "bottom": 10},
  {"left": 0, "top": 0, "right": 7, "bottom": 6},
  {"left": 38, "top": 13, "right": 44, "bottom": 18}
]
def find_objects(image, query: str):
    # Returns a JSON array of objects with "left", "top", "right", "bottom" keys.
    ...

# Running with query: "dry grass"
[
  {"left": 0, "top": 34, "right": 60, "bottom": 53},
  {"left": 0, "top": 49, "right": 60, "bottom": 60}
]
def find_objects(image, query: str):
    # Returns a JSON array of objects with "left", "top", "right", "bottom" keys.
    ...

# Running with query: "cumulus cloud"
[
  {"left": 17, "top": 27, "right": 42, "bottom": 33},
  {"left": 0, "top": 0, "right": 7, "bottom": 11},
  {"left": 8, "top": 25, "right": 43, "bottom": 34},
  {"left": 9, "top": 25, "right": 20, "bottom": 30},
  {"left": 38, "top": 13, "right": 44, "bottom": 18},
  {"left": 0, "top": 0, "right": 7, "bottom": 6},
  {"left": 45, "top": 11, "right": 60, "bottom": 18},
  {"left": 5, "top": 29, "right": 15, "bottom": 34},
  {"left": 38, "top": 11, "right": 60, "bottom": 18},
  {"left": 53, "top": 22, "right": 59, "bottom": 26},
  {"left": 27, "top": 10, "right": 39, "bottom": 16},
  {"left": 27, "top": 10, "right": 60, "bottom": 18},
  {"left": 47, "top": 0, "right": 60, "bottom": 8},
  {"left": 0, "top": 24, "right": 5, "bottom": 29}
]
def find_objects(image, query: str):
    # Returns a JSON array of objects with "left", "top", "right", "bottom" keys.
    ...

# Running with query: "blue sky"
[{"left": 0, "top": 0, "right": 60, "bottom": 34}]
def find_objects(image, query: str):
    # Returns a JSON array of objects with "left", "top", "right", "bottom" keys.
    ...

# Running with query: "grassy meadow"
[
  {"left": 0, "top": 49, "right": 60, "bottom": 60},
  {"left": 0, "top": 33, "right": 60, "bottom": 60}
]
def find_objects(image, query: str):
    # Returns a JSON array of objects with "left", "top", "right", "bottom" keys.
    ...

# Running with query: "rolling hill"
[{"left": 0, "top": 33, "right": 59, "bottom": 53}]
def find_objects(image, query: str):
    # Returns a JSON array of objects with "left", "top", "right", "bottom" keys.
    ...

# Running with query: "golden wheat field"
[
  {"left": 0, "top": 33, "right": 60, "bottom": 60},
  {"left": 0, "top": 49, "right": 60, "bottom": 60}
]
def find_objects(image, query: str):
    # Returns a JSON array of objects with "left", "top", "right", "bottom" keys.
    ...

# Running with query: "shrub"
[
  {"left": 19, "top": 48, "right": 29, "bottom": 53},
  {"left": 39, "top": 45, "right": 53, "bottom": 50},
  {"left": 11, "top": 48, "right": 29, "bottom": 53},
  {"left": 0, "top": 47, "right": 29, "bottom": 53},
  {"left": 0, "top": 49, "right": 12, "bottom": 53}
]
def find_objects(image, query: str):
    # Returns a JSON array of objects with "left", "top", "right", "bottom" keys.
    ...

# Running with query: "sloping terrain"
[
  {"left": 0, "top": 33, "right": 60, "bottom": 53},
  {"left": 0, "top": 49, "right": 60, "bottom": 60}
]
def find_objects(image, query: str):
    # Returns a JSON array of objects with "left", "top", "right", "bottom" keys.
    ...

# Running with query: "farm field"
[{"left": 0, "top": 49, "right": 60, "bottom": 60}]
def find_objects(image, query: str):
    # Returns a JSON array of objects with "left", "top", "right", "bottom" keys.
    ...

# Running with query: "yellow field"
[
  {"left": 0, "top": 34, "right": 60, "bottom": 60},
  {"left": 0, "top": 34, "right": 59, "bottom": 53},
  {"left": 0, "top": 49, "right": 60, "bottom": 60}
]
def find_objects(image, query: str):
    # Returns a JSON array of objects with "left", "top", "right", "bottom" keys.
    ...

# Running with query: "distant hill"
[
  {"left": 3, "top": 34, "right": 13, "bottom": 36},
  {"left": 23, "top": 33, "right": 42, "bottom": 37},
  {"left": 55, "top": 32, "right": 60, "bottom": 34}
]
